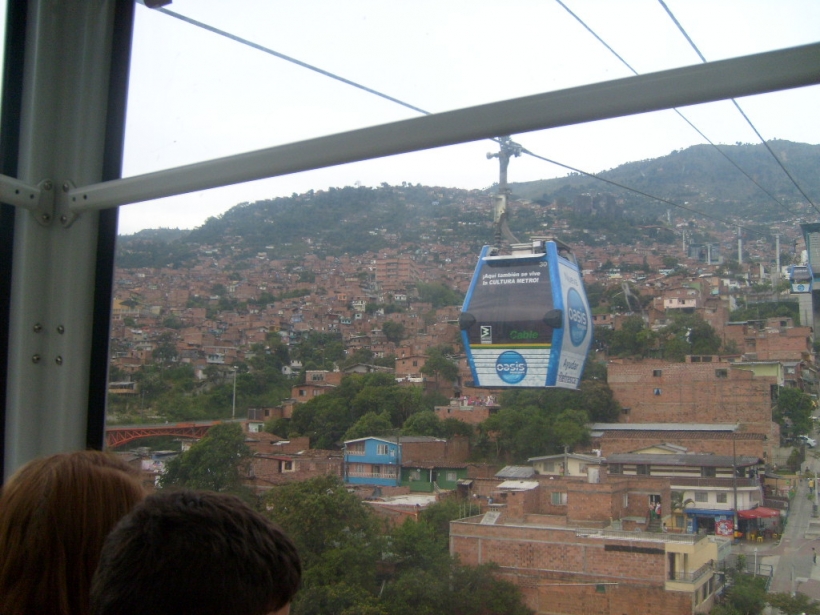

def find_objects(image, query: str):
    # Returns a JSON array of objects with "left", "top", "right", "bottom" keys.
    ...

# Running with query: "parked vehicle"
[{"left": 799, "top": 435, "right": 817, "bottom": 448}]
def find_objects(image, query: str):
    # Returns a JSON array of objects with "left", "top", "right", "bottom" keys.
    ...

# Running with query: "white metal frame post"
[{"left": 3, "top": 0, "right": 126, "bottom": 477}]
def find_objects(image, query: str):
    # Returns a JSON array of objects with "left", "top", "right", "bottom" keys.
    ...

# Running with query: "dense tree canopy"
[
  {"left": 262, "top": 477, "right": 533, "bottom": 615},
  {"left": 158, "top": 423, "right": 251, "bottom": 496},
  {"left": 775, "top": 387, "right": 815, "bottom": 438}
]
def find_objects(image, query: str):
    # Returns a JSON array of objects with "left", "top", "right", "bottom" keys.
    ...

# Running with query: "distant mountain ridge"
[
  {"left": 116, "top": 141, "right": 819, "bottom": 268},
  {"left": 510, "top": 140, "right": 820, "bottom": 220}
]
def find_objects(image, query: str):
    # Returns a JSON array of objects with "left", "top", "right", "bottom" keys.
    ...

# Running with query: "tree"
[
  {"left": 263, "top": 476, "right": 382, "bottom": 566},
  {"left": 711, "top": 573, "right": 767, "bottom": 615},
  {"left": 775, "top": 387, "right": 814, "bottom": 438},
  {"left": 344, "top": 411, "right": 394, "bottom": 440},
  {"left": 402, "top": 411, "right": 444, "bottom": 437},
  {"left": 659, "top": 313, "right": 721, "bottom": 361},
  {"left": 382, "top": 320, "right": 406, "bottom": 344},
  {"left": 609, "top": 315, "right": 656, "bottom": 357},
  {"left": 767, "top": 592, "right": 820, "bottom": 615},
  {"left": 159, "top": 423, "right": 251, "bottom": 496},
  {"left": 670, "top": 491, "right": 694, "bottom": 512},
  {"left": 420, "top": 347, "right": 458, "bottom": 386}
]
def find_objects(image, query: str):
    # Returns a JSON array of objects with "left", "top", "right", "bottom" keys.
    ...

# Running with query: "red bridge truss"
[{"left": 105, "top": 422, "right": 219, "bottom": 449}]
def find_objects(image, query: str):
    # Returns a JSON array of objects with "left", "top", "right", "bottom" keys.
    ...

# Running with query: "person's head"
[
  {"left": 0, "top": 450, "right": 146, "bottom": 615},
  {"left": 90, "top": 489, "right": 301, "bottom": 615}
]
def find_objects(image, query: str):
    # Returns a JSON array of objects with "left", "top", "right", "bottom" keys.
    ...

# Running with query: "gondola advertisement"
[{"left": 460, "top": 241, "right": 592, "bottom": 389}]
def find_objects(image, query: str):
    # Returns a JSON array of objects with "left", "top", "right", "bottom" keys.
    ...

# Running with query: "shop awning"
[
  {"left": 738, "top": 507, "right": 781, "bottom": 519},
  {"left": 684, "top": 508, "right": 734, "bottom": 517}
]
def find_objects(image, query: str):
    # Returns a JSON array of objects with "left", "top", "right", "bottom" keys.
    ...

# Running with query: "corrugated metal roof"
[
  {"left": 497, "top": 480, "right": 539, "bottom": 491},
  {"left": 495, "top": 465, "right": 535, "bottom": 479}
]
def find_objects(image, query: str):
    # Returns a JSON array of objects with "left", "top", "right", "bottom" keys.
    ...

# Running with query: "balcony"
[
  {"left": 669, "top": 561, "right": 713, "bottom": 583},
  {"left": 348, "top": 470, "right": 398, "bottom": 479},
  {"left": 671, "top": 477, "right": 760, "bottom": 488}
]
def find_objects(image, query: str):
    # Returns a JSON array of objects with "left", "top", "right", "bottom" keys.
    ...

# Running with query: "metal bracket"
[
  {"left": 57, "top": 180, "right": 80, "bottom": 228},
  {"left": 0, "top": 175, "right": 54, "bottom": 225}
]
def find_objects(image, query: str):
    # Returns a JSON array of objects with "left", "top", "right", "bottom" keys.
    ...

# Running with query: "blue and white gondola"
[
  {"left": 789, "top": 264, "right": 813, "bottom": 294},
  {"left": 459, "top": 240, "right": 592, "bottom": 389}
]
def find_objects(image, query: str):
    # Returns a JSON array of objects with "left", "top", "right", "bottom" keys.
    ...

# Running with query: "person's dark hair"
[
  {"left": 0, "top": 451, "right": 145, "bottom": 615},
  {"left": 90, "top": 490, "right": 301, "bottom": 615}
]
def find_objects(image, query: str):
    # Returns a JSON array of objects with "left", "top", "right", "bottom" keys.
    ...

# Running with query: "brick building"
[
  {"left": 434, "top": 398, "right": 499, "bottom": 425},
  {"left": 589, "top": 423, "right": 768, "bottom": 461},
  {"left": 247, "top": 449, "right": 343, "bottom": 489},
  {"left": 450, "top": 470, "right": 729, "bottom": 615},
  {"left": 607, "top": 359, "right": 779, "bottom": 459}
]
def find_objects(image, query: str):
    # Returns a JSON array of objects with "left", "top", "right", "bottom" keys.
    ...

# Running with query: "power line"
[
  {"left": 555, "top": 0, "right": 801, "bottom": 217},
  {"left": 147, "top": 3, "right": 798, "bottom": 237},
  {"left": 657, "top": 0, "right": 820, "bottom": 215},
  {"left": 153, "top": 6, "right": 431, "bottom": 116}
]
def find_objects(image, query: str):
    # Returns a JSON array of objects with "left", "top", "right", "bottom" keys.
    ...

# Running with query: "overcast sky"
[{"left": 117, "top": 0, "right": 820, "bottom": 235}]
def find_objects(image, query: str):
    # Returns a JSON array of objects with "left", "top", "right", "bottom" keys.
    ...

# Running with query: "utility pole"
[
  {"left": 232, "top": 366, "right": 237, "bottom": 420},
  {"left": 487, "top": 137, "right": 522, "bottom": 250},
  {"left": 732, "top": 433, "right": 739, "bottom": 534},
  {"left": 738, "top": 226, "right": 743, "bottom": 264}
]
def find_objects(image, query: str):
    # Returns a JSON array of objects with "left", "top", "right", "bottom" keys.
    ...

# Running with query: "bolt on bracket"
[{"left": 0, "top": 175, "right": 55, "bottom": 226}]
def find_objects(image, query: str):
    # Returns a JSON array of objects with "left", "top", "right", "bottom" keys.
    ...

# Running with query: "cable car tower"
[{"left": 459, "top": 139, "right": 593, "bottom": 389}]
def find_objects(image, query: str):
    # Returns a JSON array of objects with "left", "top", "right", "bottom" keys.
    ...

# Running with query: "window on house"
[
  {"left": 675, "top": 516, "right": 684, "bottom": 528},
  {"left": 654, "top": 388, "right": 661, "bottom": 395},
  {"left": 412, "top": 360, "right": 418, "bottom": 367},
  {"left": 622, "top": 407, "right": 630, "bottom": 415},
  {"left": 652, "top": 370, "right": 662, "bottom": 377},
  {"left": 409, "top": 469, "right": 421, "bottom": 481},
  {"left": 348, "top": 443, "right": 365, "bottom": 455},
  {"left": 695, "top": 491, "right": 708, "bottom": 502},
  {"left": 377, "top": 444, "right": 389, "bottom": 455},
  {"left": 551, "top": 492, "right": 567, "bottom": 505},
  {"left": 543, "top": 462, "right": 555, "bottom": 473},
  {"left": 702, "top": 466, "right": 716, "bottom": 478},
  {"left": 636, "top": 464, "right": 649, "bottom": 475},
  {"left": 299, "top": 389, "right": 306, "bottom": 396},
  {"left": 609, "top": 464, "right": 621, "bottom": 474},
  {"left": 622, "top": 494, "right": 628, "bottom": 507},
  {"left": 446, "top": 471, "right": 457, "bottom": 482},
  {"left": 715, "top": 369, "right": 728, "bottom": 378},
  {"left": 716, "top": 493, "right": 728, "bottom": 503},
  {"left": 282, "top": 460, "right": 294, "bottom": 472},
  {"left": 372, "top": 465, "right": 381, "bottom": 476}
]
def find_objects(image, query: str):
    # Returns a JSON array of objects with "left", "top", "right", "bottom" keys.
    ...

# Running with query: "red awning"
[{"left": 738, "top": 507, "right": 781, "bottom": 519}]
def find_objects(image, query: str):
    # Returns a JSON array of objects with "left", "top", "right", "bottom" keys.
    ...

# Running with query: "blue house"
[{"left": 344, "top": 437, "right": 401, "bottom": 487}]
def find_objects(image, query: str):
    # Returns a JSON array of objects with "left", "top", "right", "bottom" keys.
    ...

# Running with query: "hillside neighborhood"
[{"left": 108, "top": 184, "right": 820, "bottom": 615}]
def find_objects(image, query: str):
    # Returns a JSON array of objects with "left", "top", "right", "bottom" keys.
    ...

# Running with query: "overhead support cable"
[
  {"left": 152, "top": 6, "right": 431, "bottom": 116},
  {"left": 146, "top": 2, "right": 812, "bottom": 220},
  {"left": 657, "top": 0, "right": 820, "bottom": 214},
  {"left": 556, "top": 0, "right": 801, "bottom": 217}
]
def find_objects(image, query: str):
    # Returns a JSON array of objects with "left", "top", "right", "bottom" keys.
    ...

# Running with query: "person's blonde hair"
[{"left": 0, "top": 450, "right": 146, "bottom": 615}]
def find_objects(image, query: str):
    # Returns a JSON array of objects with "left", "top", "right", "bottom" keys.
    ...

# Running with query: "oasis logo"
[
  {"left": 567, "top": 288, "right": 589, "bottom": 346},
  {"left": 496, "top": 350, "right": 527, "bottom": 384}
]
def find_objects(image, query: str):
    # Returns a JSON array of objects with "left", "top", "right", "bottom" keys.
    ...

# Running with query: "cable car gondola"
[
  {"left": 459, "top": 239, "right": 592, "bottom": 389},
  {"left": 789, "top": 263, "right": 813, "bottom": 294}
]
